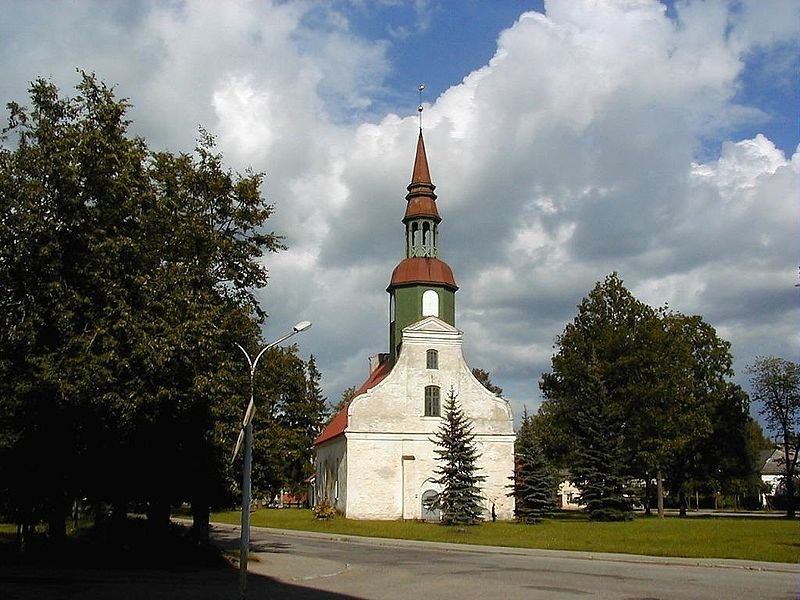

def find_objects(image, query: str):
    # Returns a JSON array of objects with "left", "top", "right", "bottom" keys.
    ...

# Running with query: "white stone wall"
[
  {"left": 344, "top": 317, "right": 515, "bottom": 520},
  {"left": 315, "top": 437, "right": 347, "bottom": 513}
]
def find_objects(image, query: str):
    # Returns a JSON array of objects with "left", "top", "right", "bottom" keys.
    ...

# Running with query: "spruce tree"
[
  {"left": 571, "top": 357, "right": 632, "bottom": 521},
  {"left": 512, "top": 409, "right": 556, "bottom": 523},
  {"left": 430, "top": 388, "right": 486, "bottom": 525}
]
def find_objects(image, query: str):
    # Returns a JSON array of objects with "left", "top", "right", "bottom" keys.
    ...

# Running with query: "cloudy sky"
[{"left": 2, "top": 0, "right": 798, "bottom": 425}]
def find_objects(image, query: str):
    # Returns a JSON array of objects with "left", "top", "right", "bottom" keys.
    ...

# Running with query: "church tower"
[
  {"left": 387, "top": 131, "right": 458, "bottom": 363},
  {"left": 313, "top": 126, "right": 515, "bottom": 521}
]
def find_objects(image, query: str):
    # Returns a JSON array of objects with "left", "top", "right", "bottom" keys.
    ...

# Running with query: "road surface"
[{"left": 212, "top": 524, "right": 799, "bottom": 600}]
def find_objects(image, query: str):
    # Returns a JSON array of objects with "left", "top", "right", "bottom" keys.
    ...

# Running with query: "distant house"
[
  {"left": 759, "top": 445, "right": 798, "bottom": 507},
  {"left": 556, "top": 478, "right": 583, "bottom": 510}
]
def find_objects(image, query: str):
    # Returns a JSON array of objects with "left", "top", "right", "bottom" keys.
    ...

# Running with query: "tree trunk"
[
  {"left": 111, "top": 499, "right": 127, "bottom": 535},
  {"left": 48, "top": 491, "right": 67, "bottom": 541},
  {"left": 644, "top": 477, "right": 652, "bottom": 515},
  {"left": 656, "top": 468, "right": 665, "bottom": 518},
  {"left": 192, "top": 501, "right": 210, "bottom": 546},
  {"left": 678, "top": 488, "right": 687, "bottom": 517},
  {"left": 146, "top": 499, "right": 171, "bottom": 536},
  {"left": 94, "top": 501, "right": 106, "bottom": 527},
  {"left": 782, "top": 438, "right": 796, "bottom": 518}
]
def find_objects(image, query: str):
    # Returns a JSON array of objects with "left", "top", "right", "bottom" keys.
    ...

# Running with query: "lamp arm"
[
  {"left": 251, "top": 329, "right": 299, "bottom": 373},
  {"left": 234, "top": 343, "right": 253, "bottom": 371}
]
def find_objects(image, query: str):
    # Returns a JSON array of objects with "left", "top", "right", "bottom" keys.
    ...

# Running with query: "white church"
[{"left": 314, "top": 130, "right": 515, "bottom": 520}]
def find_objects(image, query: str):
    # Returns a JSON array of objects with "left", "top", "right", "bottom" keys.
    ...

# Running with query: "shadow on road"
[{"left": 0, "top": 564, "right": 363, "bottom": 600}]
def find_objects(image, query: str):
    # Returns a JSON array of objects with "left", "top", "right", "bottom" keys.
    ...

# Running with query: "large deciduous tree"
[
  {"left": 539, "top": 273, "right": 656, "bottom": 517},
  {"left": 747, "top": 356, "right": 800, "bottom": 517},
  {"left": 538, "top": 273, "right": 738, "bottom": 518},
  {"left": 0, "top": 73, "right": 290, "bottom": 541},
  {"left": 246, "top": 348, "right": 327, "bottom": 504}
]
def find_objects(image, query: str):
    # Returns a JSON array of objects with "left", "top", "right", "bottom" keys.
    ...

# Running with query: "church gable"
[
  {"left": 403, "top": 315, "right": 459, "bottom": 334},
  {"left": 348, "top": 316, "right": 512, "bottom": 434}
]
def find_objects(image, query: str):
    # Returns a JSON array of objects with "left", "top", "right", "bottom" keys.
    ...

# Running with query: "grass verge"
[{"left": 210, "top": 508, "right": 800, "bottom": 564}]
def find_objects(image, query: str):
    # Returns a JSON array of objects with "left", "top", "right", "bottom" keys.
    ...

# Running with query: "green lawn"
[{"left": 210, "top": 509, "right": 800, "bottom": 564}]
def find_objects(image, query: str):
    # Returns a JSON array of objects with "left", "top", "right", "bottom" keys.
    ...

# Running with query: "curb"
[{"left": 210, "top": 522, "right": 798, "bottom": 575}]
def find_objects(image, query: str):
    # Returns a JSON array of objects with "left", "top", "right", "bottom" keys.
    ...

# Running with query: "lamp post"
[{"left": 232, "top": 320, "right": 312, "bottom": 599}]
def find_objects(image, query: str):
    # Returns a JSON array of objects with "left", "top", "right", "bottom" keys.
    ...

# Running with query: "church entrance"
[{"left": 421, "top": 490, "right": 440, "bottom": 522}]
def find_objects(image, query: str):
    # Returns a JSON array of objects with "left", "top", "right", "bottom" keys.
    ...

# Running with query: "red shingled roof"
[
  {"left": 403, "top": 131, "right": 440, "bottom": 222},
  {"left": 313, "top": 358, "right": 393, "bottom": 446},
  {"left": 389, "top": 257, "right": 458, "bottom": 290},
  {"left": 404, "top": 194, "right": 440, "bottom": 221}
]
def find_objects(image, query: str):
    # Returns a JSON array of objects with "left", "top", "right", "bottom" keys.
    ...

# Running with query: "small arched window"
[
  {"left": 424, "top": 385, "right": 441, "bottom": 417},
  {"left": 426, "top": 349, "right": 438, "bottom": 370},
  {"left": 422, "top": 289, "right": 439, "bottom": 317}
]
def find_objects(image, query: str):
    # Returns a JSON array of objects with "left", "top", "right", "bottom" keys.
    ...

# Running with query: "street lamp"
[{"left": 232, "top": 320, "right": 312, "bottom": 599}]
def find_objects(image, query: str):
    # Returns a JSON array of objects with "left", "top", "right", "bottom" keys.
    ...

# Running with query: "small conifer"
[
  {"left": 430, "top": 388, "right": 486, "bottom": 525},
  {"left": 511, "top": 409, "right": 556, "bottom": 523}
]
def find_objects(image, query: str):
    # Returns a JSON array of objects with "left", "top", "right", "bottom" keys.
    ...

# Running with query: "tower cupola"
[{"left": 387, "top": 131, "right": 458, "bottom": 363}]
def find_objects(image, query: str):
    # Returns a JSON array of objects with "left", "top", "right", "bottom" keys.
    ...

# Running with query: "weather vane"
[{"left": 418, "top": 83, "right": 425, "bottom": 131}]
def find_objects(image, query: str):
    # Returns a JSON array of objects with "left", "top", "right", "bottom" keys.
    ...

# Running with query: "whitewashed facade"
[
  {"left": 314, "top": 131, "right": 515, "bottom": 520},
  {"left": 315, "top": 317, "right": 515, "bottom": 520}
]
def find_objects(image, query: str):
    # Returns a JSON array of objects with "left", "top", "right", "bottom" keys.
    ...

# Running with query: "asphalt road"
[
  {"left": 1, "top": 524, "right": 795, "bottom": 600},
  {"left": 212, "top": 524, "right": 799, "bottom": 600}
]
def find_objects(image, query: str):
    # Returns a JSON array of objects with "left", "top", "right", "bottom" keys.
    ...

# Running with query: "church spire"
[
  {"left": 411, "top": 130, "right": 432, "bottom": 185},
  {"left": 387, "top": 129, "right": 458, "bottom": 364},
  {"left": 404, "top": 131, "right": 440, "bottom": 226}
]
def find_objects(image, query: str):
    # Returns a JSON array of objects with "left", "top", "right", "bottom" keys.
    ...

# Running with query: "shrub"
[{"left": 312, "top": 503, "right": 336, "bottom": 520}]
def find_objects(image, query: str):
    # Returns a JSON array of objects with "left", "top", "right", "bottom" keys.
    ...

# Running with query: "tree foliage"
[
  {"left": 430, "top": 388, "right": 486, "bottom": 525},
  {"left": 538, "top": 273, "right": 743, "bottom": 518},
  {"left": 747, "top": 356, "right": 800, "bottom": 517},
  {"left": 0, "top": 73, "right": 320, "bottom": 539},
  {"left": 472, "top": 368, "right": 503, "bottom": 396},
  {"left": 246, "top": 349, "right": 327, "bottom": 502},
  {"left": 511, "top": 409, "right": 556, "bottom": 523},
  {"left": 570, "top": 357, "right": 633, "bottom": 521}
]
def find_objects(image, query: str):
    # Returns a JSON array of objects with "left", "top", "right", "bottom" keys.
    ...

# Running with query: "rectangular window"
[
  {"left": 426, "top": 349, "right": 438, "bottom": 369},
  {"left": 424, "top": 385, "right": 440, "bottom": 417}
]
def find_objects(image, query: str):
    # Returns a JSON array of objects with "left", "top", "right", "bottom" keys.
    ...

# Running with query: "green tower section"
[{"left": 387, "top": 131, "right": 458, "bottom": 364}]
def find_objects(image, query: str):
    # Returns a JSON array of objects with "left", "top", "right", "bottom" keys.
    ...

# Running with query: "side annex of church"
[{"left": 313, "top": 131, "right": 515, "bottom": 521}]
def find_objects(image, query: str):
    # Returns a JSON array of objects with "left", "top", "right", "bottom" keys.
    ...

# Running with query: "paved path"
[{"left": 211, "top": 523, "right": 799, "bottom": 600}]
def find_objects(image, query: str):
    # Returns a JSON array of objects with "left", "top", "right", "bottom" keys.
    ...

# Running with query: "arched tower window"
[
  {"left": 426, "top": 349, "right": 438, "bottom": 369},
  {"left": 424, "top": 385, "right": 441, "bottom": 417},
  {"left": 422, "top": 289, "right": 439, "bottom": 317}
]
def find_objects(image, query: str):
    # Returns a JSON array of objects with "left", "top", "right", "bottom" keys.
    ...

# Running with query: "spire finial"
[{"left": 417, "top": 83, "right": 425, "bottom": 131}]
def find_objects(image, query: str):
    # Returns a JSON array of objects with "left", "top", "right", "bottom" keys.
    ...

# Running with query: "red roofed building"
[{"left": 314, "top": 129, "right": 514, "bottom": 520}]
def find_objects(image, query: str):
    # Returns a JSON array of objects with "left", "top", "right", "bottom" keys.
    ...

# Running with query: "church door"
[{"left": 421, "top": 490, "right": 440, "bottom": 522}]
